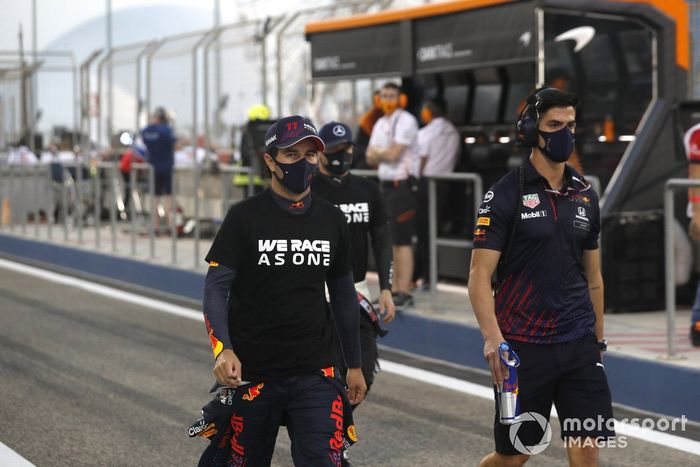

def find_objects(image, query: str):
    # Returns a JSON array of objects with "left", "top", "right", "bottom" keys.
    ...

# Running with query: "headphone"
[
  {"left": 515, "top": 87, "right": 578, "bottom": 148},
  {"left": 399, "top": 93, "right": 408, "bottom": 109}
]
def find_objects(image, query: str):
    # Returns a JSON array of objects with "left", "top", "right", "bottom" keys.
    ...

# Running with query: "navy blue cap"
[
  {"left": 319, "top": 121, "right": 353, "bottom": 151},
  {"left": 264, "top": 115, "right": 324, "bottom": 154}
]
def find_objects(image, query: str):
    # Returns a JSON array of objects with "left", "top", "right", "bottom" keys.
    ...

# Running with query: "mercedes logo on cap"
[{"left": 332, "top": 125, "right": 346, "bottom": 137}]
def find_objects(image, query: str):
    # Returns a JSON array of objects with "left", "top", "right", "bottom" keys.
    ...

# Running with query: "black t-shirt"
[
  {"left": 312, "top": 173, "right": 388, "bottom": 283},
  {"left": 205, "top": 190, "right": 352, "bottom": 381},
  {"left": 472, "top": 159, "right": 600, "bottom": 344}
]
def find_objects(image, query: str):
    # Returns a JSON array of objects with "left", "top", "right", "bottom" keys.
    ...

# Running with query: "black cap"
[
  {"left": 264, "top": 115, "right": 325, "bottom": 154},
  {"left": 319, "top": 121, "right": 353, "bottom": 151}
]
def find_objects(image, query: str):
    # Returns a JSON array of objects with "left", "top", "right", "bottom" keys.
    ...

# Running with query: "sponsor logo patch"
[
  {"left": 242, "top": 383, "right": 265, "bottom": 401},
  {"left": 474, "top": 228, "right": 487, "bottom": 236},
  {"left": 483, "top": 191, "right": 494, "bottom": 202},
  {"left": 522, "top": 193, "right": 540, "bottom": 209},
  {"left": 478, "top": 205, "right": 491, "bottom": 214},
  {"left": 521, "top": 210, "right": 548, "bottom": 220},
  {"left": 477, "top": 217, "right": 491, "bottom": 226}
]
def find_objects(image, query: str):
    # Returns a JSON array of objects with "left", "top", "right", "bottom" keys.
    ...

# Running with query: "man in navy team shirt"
[
  {"left": 141, "top": 107, "right": 176, "bottom": 230},
  {"left": 468, "top": 88, "right": 614, "bottom": 466}
]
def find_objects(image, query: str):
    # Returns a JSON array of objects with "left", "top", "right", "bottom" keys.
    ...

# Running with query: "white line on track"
[
  {"left": 0, "top": 441, "right": 35, "bottom": 466},
  {"left": 1, "top": 258, "right": 699, "bottom": 458}
]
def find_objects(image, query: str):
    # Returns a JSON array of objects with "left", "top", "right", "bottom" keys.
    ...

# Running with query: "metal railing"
[
  {"left": 664, "top": 178, "right": 699, "bottom": 359},
  {"left": 427, "top": 173, "right": 483, "bottom": 304},
  {"left": 0, "top": 160, "right": 254, "bottom": 268},
  {"left": 351, "top": 169, "right": 484, "bottom": 304}
]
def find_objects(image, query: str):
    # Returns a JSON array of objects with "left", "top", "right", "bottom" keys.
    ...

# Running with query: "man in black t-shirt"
[
  {"left": 313, "top": 121, "right": 395, "bottom": 387},
  {"left": 197, "top": 115, "right": 366, "bottom": 466}
]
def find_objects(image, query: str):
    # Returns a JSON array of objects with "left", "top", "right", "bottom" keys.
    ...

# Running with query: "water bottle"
[{"left": 496, "top": 341, "right": 521, "bottom": 425}]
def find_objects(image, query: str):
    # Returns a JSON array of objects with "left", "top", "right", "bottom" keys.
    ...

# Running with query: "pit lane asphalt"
[{"left": 0, "top": 266, "right": 698, "bottom": 466}]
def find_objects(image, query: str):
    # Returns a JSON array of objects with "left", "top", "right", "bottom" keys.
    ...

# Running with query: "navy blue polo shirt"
[
  {"left": 141, "top": 123, "right": 176, "bottom": 172},
  {"left": 472, "top": 158, "right": 600, "bottom": 344}
]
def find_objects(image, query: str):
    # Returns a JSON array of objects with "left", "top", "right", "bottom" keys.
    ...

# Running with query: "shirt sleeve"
[
  {"left": 394, "top": 112, "right": 418, "bottom": 146},
  {"left": 327, "top": 212, "right": 353, "bottom": 278},
  {"left": 205, "top": 206, "right": 244, "bottom": 270},
  {"left": 369, "top": 182, "right": 392, "bottom": 291},
  {"left": 368, "top": 120, "right": 381, "bottom": 148},
  {"left": 203, "top": 265, "right": 236, "bottom": 359},
  {"left": 472, "top": 182, "right": 516, "bottom": 251},
  {"left": 417, "top": 127, "right": 429, "bottom": 158},
  {"left": 583, "top": 190, "right": 601, "bottom": 250}
]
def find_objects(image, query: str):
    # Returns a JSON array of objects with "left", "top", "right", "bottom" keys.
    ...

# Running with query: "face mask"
[
  {"left": 323, "top": 151, "right": 353, "bottom": 176},
  {"left": 273, "top": 157, "right": 318, "bottom": 194},
  {"left": 538, "top": 126, "right": 575, "bottom": 162},
  {"left": 420, "top": 108, "right": 433, "bottom": 125},
  {"left": 381, "top": 100, "right": 399, "bottom": 115}
]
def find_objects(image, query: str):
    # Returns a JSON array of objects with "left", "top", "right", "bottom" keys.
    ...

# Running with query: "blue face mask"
[
  {"left": 273, "top": 157, "right": 318, "bottom": 194},
  {"left": 538, "top": 126, "right": 575, "bottom": 163}
]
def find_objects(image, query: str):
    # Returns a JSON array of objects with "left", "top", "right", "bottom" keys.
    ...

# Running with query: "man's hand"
[
  {"left": 690, "top": 217, "right": 700, "bottom": 241},
  {"left": 213, "top": 348, "right": 243, "bottom": 387},
  {"left": 346, "top": 368, "right": 367, "bottom": 405},
  {"left": 378, "top": 289, "right": 396, "bottom": 323},
  {"left": 483, "top": 338, "right": 508, "bottom": 386}
]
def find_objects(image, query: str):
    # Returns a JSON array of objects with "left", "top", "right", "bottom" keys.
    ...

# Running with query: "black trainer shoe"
[
  {"left": 691, "top": 322, "right": 700, "bottom": 347},
  {"left": 392, "top": 292, "right": 414, "bottom": 307}
]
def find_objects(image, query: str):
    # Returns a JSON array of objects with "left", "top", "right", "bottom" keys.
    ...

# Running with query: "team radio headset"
[{"left": 515, "top": 87, "right": 578, "bottom": 148}]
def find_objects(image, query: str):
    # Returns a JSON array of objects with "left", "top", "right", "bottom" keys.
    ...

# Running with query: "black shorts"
[
  {"left": 154, "top": 169, "right": 173, "bottom": 195},
  {"left": 198, "top": 370, "right": 351, "bottom": 466},
  {"left": 381, "top": 181, "right": 415, "bottom": 246},
  {"left": 494, "top": 333, "right": 615, "bottom": 456}
]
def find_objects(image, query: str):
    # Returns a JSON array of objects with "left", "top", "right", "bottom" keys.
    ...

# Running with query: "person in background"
[
  {"left": 235, "top": 104, "right": 274, "bottom": 196},
  {"left": 412, "top": 98, "right": 460, "bottom": 291},
  {"left": 684, "top": 119, "right": 700, "bottom": 347},
  {"left": 353, "top": 90, "right": 383, "bottom": 169},
  {"left": 367, "top": 82, "right": 419, "bottom": 307},
  {"left": 119, "top": 143, "right": 147, "bottom": 215},
  {"left": 141, "top": 107, "right": 176, "bottom": 231}
]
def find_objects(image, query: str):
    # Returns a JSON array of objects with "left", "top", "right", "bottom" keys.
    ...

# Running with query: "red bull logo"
[
  {"left": 329, "top": 395, "right": 344, "bottom": 450},
  {"left": 321, "top": 367, "right": 335, "bottom": 378},
  {"left": 242, "top": 383, "right": 265, "bottom": 401}
]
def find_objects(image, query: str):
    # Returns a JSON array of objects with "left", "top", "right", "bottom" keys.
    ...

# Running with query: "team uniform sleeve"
[
  {"left": 472, "top": 183, "right": 514, "bottom": 252},
  {"left": 205, "top": 206, "right": 244, "bottom": 270},
  {"left": 394, "top": 113, "right": 418, "bottom": 146},
  {"left": 327, "top": 272, "right": 362, "bottom": 368},
  {"left": 327, "top": 213, "right": 353, "bottom": 278},
  {"left": 368, "top": 182, "right": 393, "bottom": 291},
  {"left": 203, "top": 265, "right": 236, "bottom": 359},
  {"left": 583, "top": 190, "right": 601, "bottom": 250}
]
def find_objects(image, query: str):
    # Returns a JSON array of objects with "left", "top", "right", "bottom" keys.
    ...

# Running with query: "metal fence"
[
  {"left": 664, "top": 178, "right": 700, "bottom": 358},
  {"left": 0, "top": 51, "right": 78, "bottom": 151}
]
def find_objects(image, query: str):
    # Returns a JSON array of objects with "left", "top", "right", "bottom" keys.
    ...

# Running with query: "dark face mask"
[
  {"left": 538, "top": 126, "right": 575, "bottom": 163},
  {"left": 273, "top": 157, "right": 318, "bottom": 194},
  {"left": 323, "top": 151, "right": 353, "bottom": 176}
]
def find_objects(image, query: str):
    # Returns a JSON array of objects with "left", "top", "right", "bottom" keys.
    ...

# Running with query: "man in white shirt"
[
  {"left": 367, "top": 82, "right": 419, "bottom": 306},
  {"left": 413, "top": 98, "right": 461, "bottom": 289}
]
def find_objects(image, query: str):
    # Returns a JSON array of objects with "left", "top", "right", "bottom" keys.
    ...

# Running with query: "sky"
[{"left": 0, "top": 0, "right": 333, "bottom": 53}]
